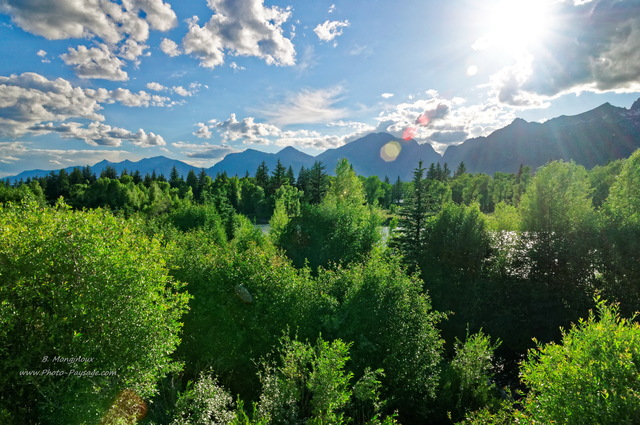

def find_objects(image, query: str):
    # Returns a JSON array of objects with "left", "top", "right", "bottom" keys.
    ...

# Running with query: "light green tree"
[
  {"left": 0, "top": 202, "right": 189, "bottom": 424},
  {"left": 519, "top": 298, "right": 640, "bottom": 424}
]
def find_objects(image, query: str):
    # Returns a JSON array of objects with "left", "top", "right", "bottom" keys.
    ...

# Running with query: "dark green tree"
[
  {"left": 269, "top": 159, "right": 288, "bottom": 196},
  {"left": 169, "top": 166, "right": 183, "bottom": 189},
  {"left": 100, "top": 166, "right": 118, "bottom": 179},
  {"left": 306, "top": 161, "right": 329, "bottom": 205},
  {"left": 255, "top": 161, "right": 269, "bottom": 190},
  {"left": 392, "top": 161, "right": 449, "bottom": 268}
]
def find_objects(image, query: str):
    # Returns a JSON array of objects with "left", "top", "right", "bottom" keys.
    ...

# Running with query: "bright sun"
[{"left": 474, "top": 0, "right": 555, "bottom": 53}]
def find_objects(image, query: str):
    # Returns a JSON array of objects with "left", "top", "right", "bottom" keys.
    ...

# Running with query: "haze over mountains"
[{"left": 7, "top": 99, "right": 640, "bottom": 182}]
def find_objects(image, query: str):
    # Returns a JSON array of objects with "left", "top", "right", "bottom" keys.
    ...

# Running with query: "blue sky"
[{"left": 1, "top": 0, "right": 640, "bottom": 177}]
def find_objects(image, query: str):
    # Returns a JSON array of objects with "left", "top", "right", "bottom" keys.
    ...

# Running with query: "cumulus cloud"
[
  {"left": 0, "top": 0, "right": 176, "bottom": 42},
  {"left": 144, "top": 81, "right": 201, "bottom": 97},
  {"left": 30, "top": 121, "right": 166, "bottom": 147},
  {"left": 0, "top": 0, "right": 177, "bottom": 79},
  {"left": 377, "top": 91, "right": 515, "bottom": 152},
  {"left": 314, "top": 19, "right": 350, "bottom": 42},
  {"left": 490, "top": 0, "right": 640, "bottom": 105},
  {"left": 193, "top": 122, "right": 213, "bottom": 139},
  {"left": 109, "top": 88, "right": 171, "bottom": 107},
  {"left": 381, "top": 93, "right": 394, "bottom": 99},
  {"left": 61, "top": 44, "right": 128, "bottom": 81},
  {"left": 146, "top": 81, "right": 166, "bottom": 91},
  {"left": 198, "top": 114, "right": 375, "bottom": 151},
  {"left": 160, "top": 37, "right": 182, "bottom": 57},
  {"left": 182, "top": 0, "right": 295, "bottom": 69},
  {"left": 214, "top": 114, "right": 281, "bottom": 144},
  {"left": 0, "top": 72, "right": 104, "bottom": 137},
  {"left": 0, "top": 72, "right": 175, "bottom": 140},
  {"left": 258, "top": 86, "right": 348, "bottom": 126}
]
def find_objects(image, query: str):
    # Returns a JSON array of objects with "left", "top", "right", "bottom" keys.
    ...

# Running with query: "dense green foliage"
[
  {"left": 3, "top": 151, "right": 640, "bottom": 424},
  {"left": 519, "top": 299, "right": 640, "bottom": 424},
  {"left": 0, "top": 203, "right": 189, "bottom": 424}
]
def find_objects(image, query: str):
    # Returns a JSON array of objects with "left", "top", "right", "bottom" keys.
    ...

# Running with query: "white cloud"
[
  {"left": 0, "top": 72, "right": 105, "bottom": 137},
  {"left": 160, "top": 38, "right": 182, "bottom": 57},
  {"left": 182, "top": 0, "right": 295, "bottom": 69},
  {"left": 214, "top": 114, "right": 281, "bottom": 144},
  {"left": 118, "top": 39, "right": 149, "bottom": 62},
  {"left": 30, "top": 121, "right": 166, "bottom": 147},
  {"left": 487, "top": 0, "right": 640, "bottom": 105},
  {"left": 199, "top": 113, "right": 375, "bottom": 151},
  {"left": 0, "top": 0, "right": 176, "bottom": 79},
  {"left": 144, "top": 81, "right": 201, "bottom": 97},
  {"left": 61, "top": 44, "right": 128, "bottom": 81},
  {"left": 0, "top": 72, "right": 177, "bottom": 141},
  {"left": 314, "top": 20, "right": 350, "bottom": 42},
  {"left": 0, "top": 0, "right": 176, "bottom": 43},
  {"left": 258, "top": 86, "right": 348, "bottom": 126},
  {"left": 376, "top": 92, "right": 516, "bottom": 152},
  {"left": 193, "top": 122, "right": 213, "bottom": 139},
  {"left": 36, "top": 49, "right": 51, "bottom": 63},
  {"left": 0, "top": 142, "right": 27, "bottom": 164},
  {"left": 328, "top": 4, "right": 336, "bottom": 13},
  {"left": 146, "top": 81, "right": 166, "bottom": 91},
  {"left": 230, "top": 62, "right": 246, "bottom": 71},
  {"left": 381, "top": 93, "right": 394, "bottom": 99},
  {"left": 172, "top": 86, "right": 190, "bottom": 97},
  {"left": 109, "top": 88, "right": 172, "bottom": 107}
]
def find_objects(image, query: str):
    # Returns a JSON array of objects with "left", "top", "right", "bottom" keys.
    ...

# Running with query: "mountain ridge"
[{"left": 6, "top": 98, "right": 640, "bottom": 182}]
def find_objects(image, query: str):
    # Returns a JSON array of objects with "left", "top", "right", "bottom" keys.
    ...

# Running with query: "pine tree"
[
  {"left": 391, "top": 161, "right": 434, "bottom": 268},
  {"left": 100, "top": 166, "right": 118, "bottom": 179},
  {"left": 307, "top": 161, "right": 329, "bottom": 205},
  {"left": 169, "top": 166, "right": 183, "bottom": 189},
  {"left": 286, "top": 165, "right": 295, "bottom": 186},
  {"left": 454, "top": 161, "right": 467, "bottom": 178},
  {"left": 392, "top": 176, "right": 404, "bottom": 205},
  {"left": 442, "top": 163, "right": 451, "bottom": 180},
  {"left": 296, "top": 166, "right": 309, "bottom": 191},
  {"left": 255, "top": 161, "right": 269, "bottom": 190},
  {"left": 269, "top": 159, "right": 288, "bottom": 196}
]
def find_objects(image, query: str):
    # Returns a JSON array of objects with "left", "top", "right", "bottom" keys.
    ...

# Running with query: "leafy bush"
[
  {"left": 171, "top": 372, "right": 236, "bottom": 425},
  {"left": 437, "top": 331, "right": 501, "bottom": 422},
  {"left": 169, "top": 233, "right": 319, "bottom": 397},
  {"left": 519, "top": 298, "right": 640, "bottom": 424},
  {"left": 257, "top": 336, "right": 353, "bottom": 424},
  {"left": 256, "top": 336, "right": 398, "bottom": 425},
  {"left": 317, "top": 250, "right": 444, "bottom": 422},
  {"left": 0, "top": 202, "right": 189, "bottom": 424}
]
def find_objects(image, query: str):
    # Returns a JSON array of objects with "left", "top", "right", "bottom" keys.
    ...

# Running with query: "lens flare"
[
  {"left": 101, "top": 389, "right": 147, "bottom": 424},
  {"left": 380, "top": 141, "right": 402, "bottom": 162},
  {"left": 402, "top": 126, "right": 416, "bottom": 141}
]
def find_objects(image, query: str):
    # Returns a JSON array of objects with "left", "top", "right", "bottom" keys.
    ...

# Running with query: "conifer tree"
[{"left": 255, "top": 161, "right": 269, "bottom": 190}]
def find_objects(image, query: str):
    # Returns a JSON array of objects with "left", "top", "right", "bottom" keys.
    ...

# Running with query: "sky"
[{"left": 1, "top": 0, "right": 640, "bottom": 178}]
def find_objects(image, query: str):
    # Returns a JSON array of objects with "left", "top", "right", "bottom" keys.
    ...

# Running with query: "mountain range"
[{"left": 6, "top": 98, "right": 640, "bottom": 182}]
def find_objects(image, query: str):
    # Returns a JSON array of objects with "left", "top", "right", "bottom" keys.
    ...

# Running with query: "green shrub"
[
  {"left": 0, "top": 202, "right": 189, "bottom": 424},
  {"left": 438, "top": 331, "right": 501, "bottom": 422},
  {"left": 519, "top": 298, "right": 640, "bottom": 424},
  {"left": 171, "top": 372, "right": 236, "bottom": 425}
]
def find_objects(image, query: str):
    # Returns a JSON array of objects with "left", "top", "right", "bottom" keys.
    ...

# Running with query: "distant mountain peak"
[{"left": 631, "top": 97, "right": 640, "bottom": 111}]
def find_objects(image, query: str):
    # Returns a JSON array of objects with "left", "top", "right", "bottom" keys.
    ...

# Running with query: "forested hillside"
[{"left": 2, "top": 150, "right": 640, "bottom": 424}]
